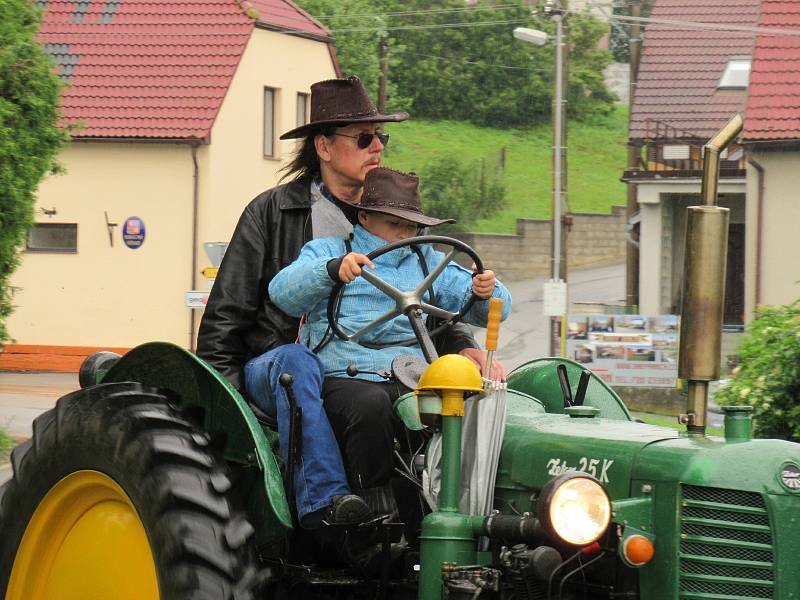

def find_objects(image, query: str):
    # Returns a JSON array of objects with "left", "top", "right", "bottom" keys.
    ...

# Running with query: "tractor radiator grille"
[{"left": 679, "top": 485, "right": 774, "bottom": 600}]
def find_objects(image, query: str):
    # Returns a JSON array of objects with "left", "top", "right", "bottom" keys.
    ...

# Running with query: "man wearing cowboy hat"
[
  {"left": 197, "top": 77, "right": 502, "bottom": 529},
  {"left": 270, "top": 167, "right": 511, "bottom": 504}
]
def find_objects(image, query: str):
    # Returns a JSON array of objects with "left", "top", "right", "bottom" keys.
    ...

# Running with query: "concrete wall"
[
  {"left": 453, "top": 206, "right": 626, "bottom": 279},
  {"left": 745, "top": 150, "right": 800, "bottom": 319}
]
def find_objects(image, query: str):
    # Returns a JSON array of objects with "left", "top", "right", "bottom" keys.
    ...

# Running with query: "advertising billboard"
[{"left": 566, "top": 315, "right": 678, "bottom": 388}]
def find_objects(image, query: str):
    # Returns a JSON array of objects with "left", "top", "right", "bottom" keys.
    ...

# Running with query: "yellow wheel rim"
[{"left": 7, "top": 470, "right": 160, "bottom": 600}]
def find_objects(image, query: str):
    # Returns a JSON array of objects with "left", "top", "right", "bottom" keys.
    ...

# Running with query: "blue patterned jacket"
[{"left": 268, "top": 225, "right": 511, "bottom": 381}]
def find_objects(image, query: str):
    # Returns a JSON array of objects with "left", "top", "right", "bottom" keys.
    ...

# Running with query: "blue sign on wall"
[{"left": 122, "top": 216, "right": 146, "bottom": 249}]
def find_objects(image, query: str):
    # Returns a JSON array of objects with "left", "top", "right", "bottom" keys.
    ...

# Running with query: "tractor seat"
[{"left": 248, "top": 401, "right": 279, "bottom": 430}]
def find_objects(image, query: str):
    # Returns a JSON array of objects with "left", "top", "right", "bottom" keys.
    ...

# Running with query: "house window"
[
  {"left": 296, "top": 92, "right": 309, "bottom": 128},
  {"left": 718, "top": 59, "right": 751, "bottom": 89},
  {"left": 26, "top": 223, "right": 77, "bottom": 253},
  {"left": 263, "top": 87, "right": 276, "bottom": 158}
]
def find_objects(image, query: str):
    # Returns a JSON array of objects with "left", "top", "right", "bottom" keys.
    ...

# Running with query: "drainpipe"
[
  {"left": 746, "top": 152, "right": 764, "bottom": 307},
  {"left": 189, "top": 142, "right": 200, "bottom": 352}
]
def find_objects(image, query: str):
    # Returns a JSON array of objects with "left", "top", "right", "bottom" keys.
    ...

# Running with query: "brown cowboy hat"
[
  {"left": 359, "top": 167, "right": 455, "bottom": 227},
  {"left": 280, "top": 76, "right": 409, "bottom": 140}
]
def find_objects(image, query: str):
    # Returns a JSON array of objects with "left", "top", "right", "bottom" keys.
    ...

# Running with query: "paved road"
[
  {"left": 495, "top": 262, "right": 624, "bottom": 371},
  {"left": 0, "top": 262, "right": 625, "bottom": 486}
]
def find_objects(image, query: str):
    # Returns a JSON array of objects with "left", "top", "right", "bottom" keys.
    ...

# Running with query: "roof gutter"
[
  {"left": 189, "top": 142, "right": 201, "bottom": 352},
  {"left": 72, "top": 136, "right": 208, "bottom": 145},
  {"left": 745, "top": 150, "right": 764, "bottom": 307},
  {"left": 254, "top": 21, "right": 332, "bottom": 43}
]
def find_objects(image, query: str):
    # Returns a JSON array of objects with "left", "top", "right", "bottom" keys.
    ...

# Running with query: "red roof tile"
[
  {"left": 249, "top": 0, "right": 329, "bottom": 39},
  {"left": 742, "top": 0, "right": 800, "bottom": 141},
  {"left": 629, "top": 0, "right": 761, "bottom": 140},
  {"left": 38, "top": 0, "right": 327, "bottom": 140}
]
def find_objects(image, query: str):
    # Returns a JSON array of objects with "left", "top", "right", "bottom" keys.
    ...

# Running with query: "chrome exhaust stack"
[{"left": 678, "top": 115, "right": 743, "bottom": 435}]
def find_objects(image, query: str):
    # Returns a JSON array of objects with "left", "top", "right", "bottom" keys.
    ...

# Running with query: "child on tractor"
[{"left": 269, "top": 167, "right": 511, "bottom": 525}]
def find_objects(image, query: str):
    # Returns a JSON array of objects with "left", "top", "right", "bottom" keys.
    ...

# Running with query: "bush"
[
  {"left": 0, "top": 0, "right": 68, "bottom": 344},
  {"left": 418, "top": 154, "right": 505, "bottom": 232},
  {"left": 715, "top": 300, "right": 800, "bottom": 441}
]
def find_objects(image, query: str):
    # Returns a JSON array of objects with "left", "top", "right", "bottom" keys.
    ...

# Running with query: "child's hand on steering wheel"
[
  {"left": 471, "top": 264, "right": 496, "bottom": 299},
  {"left": 339, "top": 252, "right": 376, "bottom": 283}
]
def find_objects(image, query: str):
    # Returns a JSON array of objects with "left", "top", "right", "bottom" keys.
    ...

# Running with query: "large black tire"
[{"left": 0, "top": 382, "right": 262, "bottom": 599}]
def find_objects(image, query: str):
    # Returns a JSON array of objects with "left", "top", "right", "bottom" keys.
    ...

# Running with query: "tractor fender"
[{"left": 100, "top": 341, "right": 292, "bottom": 543}]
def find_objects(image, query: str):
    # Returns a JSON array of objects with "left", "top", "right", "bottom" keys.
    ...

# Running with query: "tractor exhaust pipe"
[{"left": 678, "top": 115, "right": 743, "bottom": 435}]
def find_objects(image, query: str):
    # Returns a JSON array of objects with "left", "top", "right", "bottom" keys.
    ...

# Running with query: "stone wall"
[{"left": 453, "top": 206, "right": 627, "bottom": 279}]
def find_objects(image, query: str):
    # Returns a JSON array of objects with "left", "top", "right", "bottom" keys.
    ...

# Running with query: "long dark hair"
[{"left": 279, "top": 126, "right": 336, "bottom": 183}]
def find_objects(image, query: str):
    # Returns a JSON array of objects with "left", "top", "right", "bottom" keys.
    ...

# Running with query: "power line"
[
  {"left": 394, "top": 49, "right": 553, "bottom": 72},
  {"left": 310, "top": 4, "right": 523, "bottom": 21},
  {"left": 583, "top": 11, "right": 800, "bottom": 38},
  {"left": 327, "top": 18, "right": 530, "bottom": 34}
]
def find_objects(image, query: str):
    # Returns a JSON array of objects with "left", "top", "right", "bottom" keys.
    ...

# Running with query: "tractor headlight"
[{"left": 537, "top": 472, "right": 611, "bottom": 546}]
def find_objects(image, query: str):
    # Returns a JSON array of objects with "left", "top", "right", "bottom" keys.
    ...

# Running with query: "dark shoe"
[{"left": 300, "top": 494, "right": 373, "bottom": 529}]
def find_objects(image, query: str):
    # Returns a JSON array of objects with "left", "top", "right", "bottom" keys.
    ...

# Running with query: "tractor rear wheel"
[{"left": 0, "top": 382, "right": 261, "bottom": 600}]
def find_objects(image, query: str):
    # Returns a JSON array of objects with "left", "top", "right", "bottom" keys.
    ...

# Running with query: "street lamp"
[{"left": 515, "top": 13, "right": 568, "bottom": 356}]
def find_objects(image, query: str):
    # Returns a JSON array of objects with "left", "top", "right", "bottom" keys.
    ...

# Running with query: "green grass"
[
  {"left": 384, "top": 105, "right": 629, "bottom": 234},
  {"left": 0, "top": 428, "right": 13, "bottom": 463}
]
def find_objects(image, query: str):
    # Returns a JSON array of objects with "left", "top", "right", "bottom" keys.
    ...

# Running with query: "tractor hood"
[
  {"left": 632, "top": 434, "right": 800, "bottom": 495},
  {"left": 498, "top": 398, "right": 680, "bottom": 500}
]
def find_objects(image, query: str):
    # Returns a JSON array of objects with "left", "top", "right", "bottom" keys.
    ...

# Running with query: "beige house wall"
[
  {"left": 8, "top": 143, "right": 195, "bottom": 347},
  {"left": 5, "top": 28, "right": 337, "bottom": 364},
  {"left": 745, "top": 150, "right": 800, "bottom": 319},
  {"left": 199, "top": 28, "right": 337, "bottom": 248}
]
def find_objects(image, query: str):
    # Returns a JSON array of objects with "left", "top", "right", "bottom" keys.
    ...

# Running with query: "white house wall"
[
  {"left": 637, "top": 179, "right": 746, "bottom": 315},
  {"left": 745, "top": 150, "right": 800, "bottom": 318}
]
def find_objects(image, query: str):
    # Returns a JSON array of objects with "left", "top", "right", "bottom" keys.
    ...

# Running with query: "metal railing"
[{"left": 624, "top": 120, "right": 747, "bottom": 180}]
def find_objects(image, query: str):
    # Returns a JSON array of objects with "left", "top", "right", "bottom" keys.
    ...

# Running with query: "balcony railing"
[{"left": 623, "top": 120, "right": 747, "bottom": 180}]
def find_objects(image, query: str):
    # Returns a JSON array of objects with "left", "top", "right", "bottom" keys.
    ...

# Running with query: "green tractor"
[{"left": 3, "top": 115, "right": 798, "bottom": 600}]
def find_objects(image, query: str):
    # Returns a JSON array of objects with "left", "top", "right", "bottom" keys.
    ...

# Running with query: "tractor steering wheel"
[{"left": 326, "top": 235, "right": 483, "bottom": 361}]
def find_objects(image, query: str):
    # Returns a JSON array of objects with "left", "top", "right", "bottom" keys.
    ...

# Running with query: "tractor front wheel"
[{"left": 0, "top": 382, "right": 261, "bottom": 599}]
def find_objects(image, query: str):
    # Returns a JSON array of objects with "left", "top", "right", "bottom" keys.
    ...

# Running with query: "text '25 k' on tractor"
[{"left": 3, "top": 115, "right": 800, "bottom": 600}]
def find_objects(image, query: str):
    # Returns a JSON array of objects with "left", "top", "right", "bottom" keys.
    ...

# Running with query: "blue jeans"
[{"left": 244, "top": 344, "right": 350, "bottom": 521}]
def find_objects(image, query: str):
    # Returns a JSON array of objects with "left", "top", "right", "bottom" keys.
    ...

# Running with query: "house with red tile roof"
[
  {"left": 3, "top": 0, "right": 339, "bottom": 371},
  {"left": 741, "top": 0, "right": 800, "bottom": 318},
  {"left": 623, "top": 0, "right": 762, "bottom": 325}
]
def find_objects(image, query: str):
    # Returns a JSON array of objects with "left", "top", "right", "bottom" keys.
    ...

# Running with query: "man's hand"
[
  {"left": 459, "top": 347, "right": 507, "bottom": 382},
  {"left": 471, "top": 265, "right": 496, "bottom": 299},
  {"left": 339, "top": 253, "right": 375, "bottom": 283}
]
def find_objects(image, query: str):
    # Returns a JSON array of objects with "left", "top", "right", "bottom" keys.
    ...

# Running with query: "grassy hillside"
[{"left": 384, "top": 105, "right": 628, "bottom": 234}]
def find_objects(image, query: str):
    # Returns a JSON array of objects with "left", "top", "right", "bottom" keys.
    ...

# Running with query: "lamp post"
[{"left": 515, "top": 5, "right": 568, "bottom": 356}]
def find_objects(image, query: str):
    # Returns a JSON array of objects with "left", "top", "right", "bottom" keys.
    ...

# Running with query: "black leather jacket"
[{"left": 197, "top": 179, "right": 479, "bottom": 392}]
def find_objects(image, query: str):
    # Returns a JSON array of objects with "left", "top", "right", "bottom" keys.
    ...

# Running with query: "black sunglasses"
[{"left": 333, "top": 131, "right": 389, "bottom": 149}]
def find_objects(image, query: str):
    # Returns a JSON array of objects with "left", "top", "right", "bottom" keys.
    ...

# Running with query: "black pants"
[{"left": 322, "top": 377, "right": 409, "bottom": 492}]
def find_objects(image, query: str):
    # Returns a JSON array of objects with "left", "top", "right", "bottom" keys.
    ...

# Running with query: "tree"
[
  {"left": 0, "top": 0, "right": 67, "bottom": 344},
  {"left": 296, "top": 0, "right": 615, "bottom": 128},
  {"left": 297, "top": 0, "right": 411, "bottom": 113},
  {"left": 609, "top": 0, "right": 653, "bottom": 63}
]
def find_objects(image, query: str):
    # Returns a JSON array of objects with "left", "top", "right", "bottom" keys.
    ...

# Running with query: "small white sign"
[
  {"left": 185, "top": 290, "right": 209, "bottom": 309},
  {"left": 543, "top": 279, "right": 567, "bottom": 316}
]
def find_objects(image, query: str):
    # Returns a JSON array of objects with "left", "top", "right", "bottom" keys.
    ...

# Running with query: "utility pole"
[
  {"left": 551, "top": 0, "right": 569, "bottom": 355},
  {"left": 378, "top": 36, "right": 388, "bottom": 113},
  {"left": 625, "top": 0, "right": 642, "bottom": 309}
]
